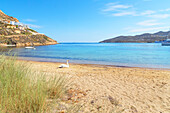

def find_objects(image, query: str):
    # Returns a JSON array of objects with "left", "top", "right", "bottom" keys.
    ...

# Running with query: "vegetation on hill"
[
  {"left": 0, "top": 10, "right": 57, "bottom": 46},
  {"left": 0, "top": 22, "right": 57, "bottom": 46},
  {"left": 27, "top": 28, "right": 37, "bottom": 33},
  {"left": 0, "top": 22, "right": 58, "bottom": 46}
]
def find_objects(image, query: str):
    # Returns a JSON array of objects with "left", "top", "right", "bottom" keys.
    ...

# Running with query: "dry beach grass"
[
  {"left": 0, "top": 55, "right": 68, "bottom": 113},
  {"left": 17, "top": 60, "right": 170, "bottom": 113}
]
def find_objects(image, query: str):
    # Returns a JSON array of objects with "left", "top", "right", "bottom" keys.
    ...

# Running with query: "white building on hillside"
[{"left": 10, "top": 21, "right": 15, "bottom": 25}]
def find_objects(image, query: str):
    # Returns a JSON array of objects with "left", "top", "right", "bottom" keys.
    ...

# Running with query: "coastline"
[
  {"left": 16, "top": 58, "right": 170, "bottom": 112},
  {"left": 0, "top": 41, "right": 58, "bottom": 47},
  {"left": 17, "top": 56, "right": 170, "bottom": 70}
]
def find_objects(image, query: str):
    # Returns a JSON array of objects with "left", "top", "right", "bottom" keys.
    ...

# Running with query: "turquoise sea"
[{"left": 3, "top": 43, "right": 170, "bottom": 69}]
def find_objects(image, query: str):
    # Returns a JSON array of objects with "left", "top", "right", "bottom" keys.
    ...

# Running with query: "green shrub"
[
  {"left": 27, "top": 28, "right": 37, "bottom": 33},
  {"left": 43, "top": 36, "right": 50, "bottom": 41}
]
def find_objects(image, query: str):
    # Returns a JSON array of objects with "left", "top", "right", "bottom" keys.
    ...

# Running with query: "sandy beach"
[{"left": 18, "top": 60, "right": 170, "bottom": 113}]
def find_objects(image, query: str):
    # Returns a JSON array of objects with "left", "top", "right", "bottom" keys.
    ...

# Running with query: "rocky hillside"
[
  {"left": 0, "top": 10, "right": 57, "bottom": 46},
  {"left": 0, "top": 10, "right": 19, "bottom": 22},
  {"left": 100, "top": 31, "right": 170, "bottom": 43}
]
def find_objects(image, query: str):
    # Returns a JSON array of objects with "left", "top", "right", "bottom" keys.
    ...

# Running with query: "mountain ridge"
[{"left": 100, "top": 31, "right": 169, "bottom": 43}]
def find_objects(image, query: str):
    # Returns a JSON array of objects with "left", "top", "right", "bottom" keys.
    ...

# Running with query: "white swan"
[{"left": 59, "top": 60, "right": 69, "bottom": 68}]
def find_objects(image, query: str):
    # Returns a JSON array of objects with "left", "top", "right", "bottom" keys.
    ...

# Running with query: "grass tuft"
[{"left": 0, "top": 55, "right": 67, "bottom": 113}]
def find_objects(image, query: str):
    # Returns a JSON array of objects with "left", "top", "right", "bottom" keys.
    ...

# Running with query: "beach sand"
[{"left": 18, "top": 60, "right": 170, "bottom": 113}]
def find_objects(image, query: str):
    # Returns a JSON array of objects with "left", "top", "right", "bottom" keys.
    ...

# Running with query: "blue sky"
[{"left": 1, "top": 0, "right": 170, "bottom": 42}]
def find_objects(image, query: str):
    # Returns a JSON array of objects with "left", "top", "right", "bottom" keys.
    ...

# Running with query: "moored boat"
[
  {"left": 162, "top": 31, "right": 170, "bottom": 46},
  {"left": 25, "top": 46, "right": 36, "bottom": 49},
  {"left": 25, "top": 42, "right": 36, "bottom": 49},
  {"left": 162, "top": 39, "right": 170, "bottom": 46}
]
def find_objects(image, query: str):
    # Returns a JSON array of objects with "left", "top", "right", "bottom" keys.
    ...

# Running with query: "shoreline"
[
  {"left": 0, "top": 42, "right": 58, "bottom": 47},
  {"left": 17, "top": 56, "right": 170, "bottom": 71}
]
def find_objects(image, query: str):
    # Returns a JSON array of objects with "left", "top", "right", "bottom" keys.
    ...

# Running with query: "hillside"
[
  {"left": 0, "top": 10, "right": 57, "bottom": 46},
  {"left": 0, "top": 10, "right": 19, "bottom": 22},
  {"left": 100, "top": 31, "right": 169, "bottom": 43}
]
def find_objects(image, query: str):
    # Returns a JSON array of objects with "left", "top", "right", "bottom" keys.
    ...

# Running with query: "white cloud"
[
  {"left": 111, "top": 10, "right": 156, "bottom": 17},
  {"left": 137, "top": 20, "right": 162, "bottom": 26},
  {"left": 112, "top": 11, "right": 136, "bottom": 16},
  {"left": 102, "top": 2, "right": 170, "bottom": 21},
  {"left": 160, "top": 8, "right": 170, "bottom": 12},
  {"left": 103, "top": 4, "right": 132, "bottom": 12},
  {"left": 23, "top": 19, "right": 36, "bottom": 22},
  {"left": 148, "top": 14, "right": 170, "bottom": 18},
  {"left": 140, "top": 10, "right": 155, "bottom": 15},
  {"left": 129, "top": 26, "right": 169, "bottom": 33},
  {"left": 105, "top": 2, "right": 117, "bottom": 6},
  {"left": 26, "top": 24, "right": 42, "bottom": 28}
]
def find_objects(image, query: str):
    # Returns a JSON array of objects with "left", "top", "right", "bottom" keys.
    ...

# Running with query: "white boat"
[
  {"left": 25, "top": 46, "right": 36, "bottom": 49},
  {"left": 162, "top": 39, "right": 170, "bottom": 46},
  {"left": 162, "top": 31, "right": 170, "bottom": 46},
  {"left": 25, "top": 42, "right": 36, "bottom": 49}
]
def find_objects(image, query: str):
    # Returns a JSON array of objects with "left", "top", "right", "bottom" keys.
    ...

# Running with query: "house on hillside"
[
  {"left": 6, "top": 25, "right": 16, "bottom": 29},
  {"left": 18, "top": 25, "right": 25, "bottom": 30},
  {"left": 14, "top": 29, "right": 21, "bottom": 34},
  {"left": 10, "top": 21, "right": 15, "bottom": 25}
]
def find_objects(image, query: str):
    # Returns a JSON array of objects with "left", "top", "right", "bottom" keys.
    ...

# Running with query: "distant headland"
[
  {"left": 100, "top": 31, "right": 169, "bottom": 43},
  {"left": 0, "top": 10, "right": 58, "bottom": 47}
]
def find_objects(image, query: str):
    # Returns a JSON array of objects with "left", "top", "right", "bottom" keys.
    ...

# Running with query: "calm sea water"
[{"left": 2, "top": 43, "right": 170, "bottom": 69}]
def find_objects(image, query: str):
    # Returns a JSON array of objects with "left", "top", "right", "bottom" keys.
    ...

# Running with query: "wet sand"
[{"left": 18, "top": 60, "right": 170, "bottom": 113}]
